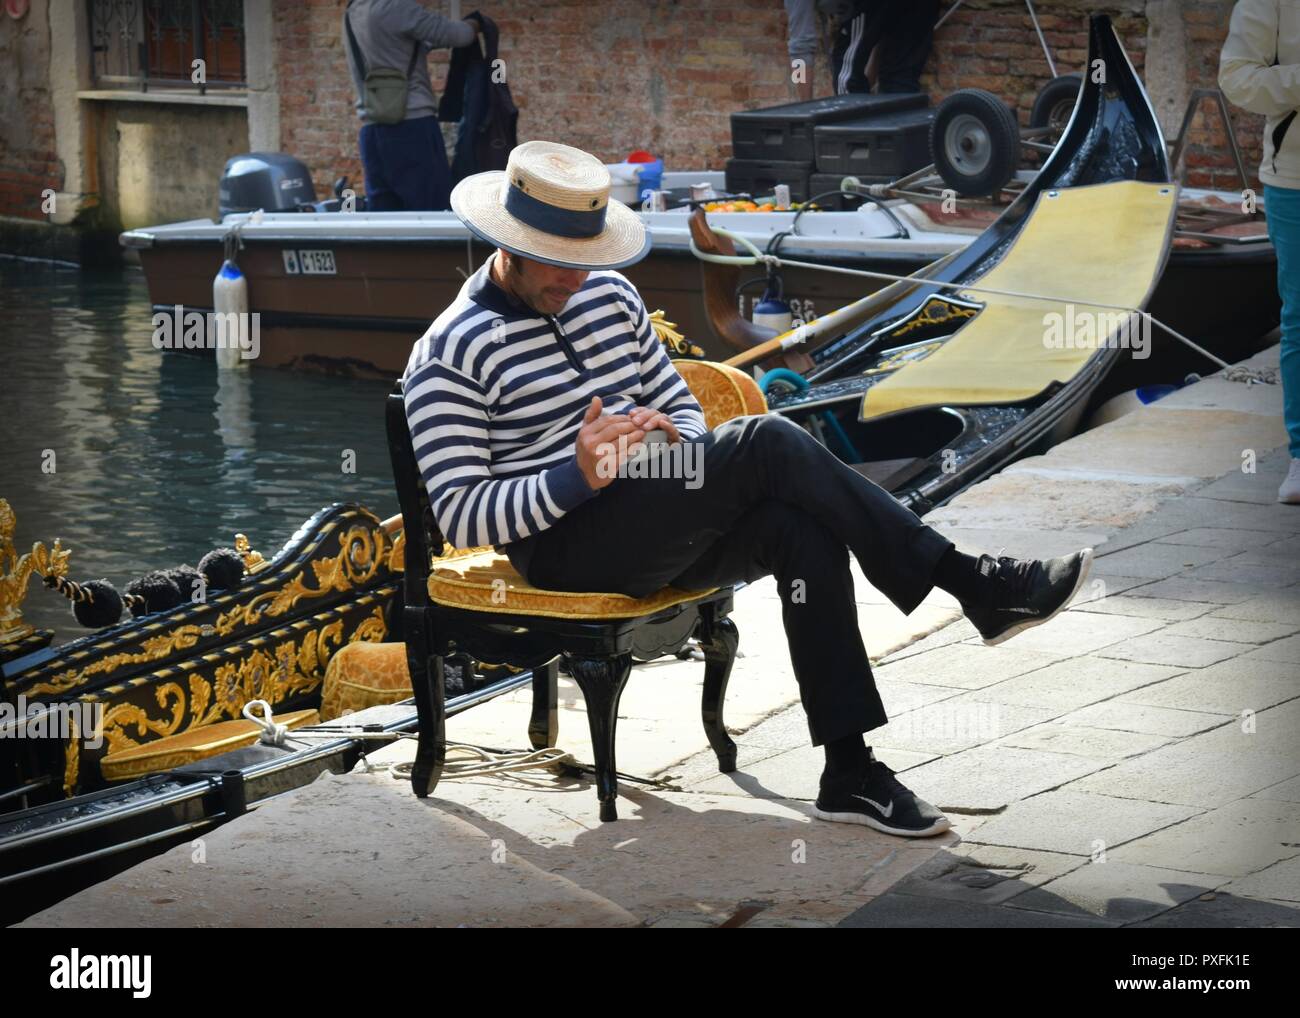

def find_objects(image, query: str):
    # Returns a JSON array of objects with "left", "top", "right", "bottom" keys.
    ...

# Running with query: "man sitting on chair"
[{"left": 400, "top": 140, "right": 1093, "bottom": 839}]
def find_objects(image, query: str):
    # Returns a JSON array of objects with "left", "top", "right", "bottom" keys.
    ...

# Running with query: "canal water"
[{"left": 0, "top": 258, "right": 398, "bottom": 645}]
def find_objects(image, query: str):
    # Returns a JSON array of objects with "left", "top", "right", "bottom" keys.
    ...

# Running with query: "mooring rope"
[
  {"left": 244, "top": 708, "right": 575, "bottom": 781},
  {"left": 691, "top": 224, "right": 1273, "bottom": 381}
]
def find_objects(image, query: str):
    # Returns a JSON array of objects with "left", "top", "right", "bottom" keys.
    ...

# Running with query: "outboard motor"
[{"left": 219, "top": 152, "right": 316, "bottom": 217}]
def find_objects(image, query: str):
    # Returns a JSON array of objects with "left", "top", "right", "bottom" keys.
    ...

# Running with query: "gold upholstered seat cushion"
[
  {"left": 427, "top": 550, "right": 715, "bottom": 619},
  {"left": 320, "top": 640, "right": 412, "bottom": 721}
]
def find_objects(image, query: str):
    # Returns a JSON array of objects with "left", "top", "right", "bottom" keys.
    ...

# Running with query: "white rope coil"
[
  {"left": 254, "top": 713, "right": 575, "bottom": 783},
  {"left": 242, "top": 699, "right": 290, "bottom": 747}
]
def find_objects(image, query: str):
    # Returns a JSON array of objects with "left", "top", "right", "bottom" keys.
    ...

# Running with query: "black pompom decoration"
[
  {"left": 198, "top": 547, "right": 245, "bottom": 592},
  {"left": 124, "top": 570, "right": 183, "bottom": 617},
  {"left": 76, "top": 578, "right": 126, "bottom": 628},
  {"left": 44, "top": 574, "right": 127, "bottom": 628},
  {"left": 166, "top": 564, "right": 205, "bottom": 604}
]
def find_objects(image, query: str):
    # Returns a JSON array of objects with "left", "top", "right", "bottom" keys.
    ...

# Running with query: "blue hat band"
[{"left": 504, "top": 182, "right": 606, "bottom": 239}]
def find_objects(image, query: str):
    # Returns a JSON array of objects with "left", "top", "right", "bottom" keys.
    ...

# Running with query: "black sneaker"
[
  {"left": 813, "top": 750, "right": 950, "bottom": 838},
  {"left": 961, "top": 548, "right": 1093, "bottom": 647}
]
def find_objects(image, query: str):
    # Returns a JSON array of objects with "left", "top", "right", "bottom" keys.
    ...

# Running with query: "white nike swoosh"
[{"left": 852, "top": 794, "right": 893, "bottom": 818}]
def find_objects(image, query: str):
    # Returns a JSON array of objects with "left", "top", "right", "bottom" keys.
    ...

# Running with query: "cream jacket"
[{"left": 1220, "top": 0, "right": 1300, "bottom": 188}]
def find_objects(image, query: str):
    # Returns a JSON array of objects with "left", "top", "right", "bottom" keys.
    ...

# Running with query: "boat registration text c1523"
[{"left": 282, "top": 249, "right": 337, "bottom": 275}]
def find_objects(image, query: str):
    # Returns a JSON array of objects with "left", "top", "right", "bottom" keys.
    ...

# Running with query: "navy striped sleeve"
[
  {"left": 403, "top": 356, "right": 597, "bottom": 550},
  {"left": 619, "top": 284, "right": 708, "bottom": 439}
]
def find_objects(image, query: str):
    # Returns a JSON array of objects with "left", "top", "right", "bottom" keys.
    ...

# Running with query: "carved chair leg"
[
  {"left": 405, "top": 612, "right": 446, "bottom": 797},
  {"left": 529, "top": 657, "right": 560, "bottom": 750},
  {"left": 568, "top": 653, "right": 633, "bottom": 822},
  {"left": 698, "top": 612, "right": 739, "bottom": 773}
]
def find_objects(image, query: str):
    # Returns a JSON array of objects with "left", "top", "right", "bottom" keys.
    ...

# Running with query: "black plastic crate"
[
  {"left": 724, "top": 158, "right": 812, "bottom": 203},
  {"left": 731, "top": 93, "right": 928, "bottom": 162},
  {"left": 813, "top": 107, "right": 935, "bottom": 179},
  {"left": 808, "top": 171, "right": 893, "bottom": 210}
]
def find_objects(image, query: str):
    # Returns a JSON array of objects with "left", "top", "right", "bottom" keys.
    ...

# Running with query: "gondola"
[
  {"left": 2, "top": 14, "right": 1177, "bottom": 922},
  {"left": 695, "top": 12, "right": 1178, "bottom": 516}
]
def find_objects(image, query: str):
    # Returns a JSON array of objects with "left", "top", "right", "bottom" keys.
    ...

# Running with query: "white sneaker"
[{"left": 1280, "top": 458, "right": 1300, "bottom": 505}]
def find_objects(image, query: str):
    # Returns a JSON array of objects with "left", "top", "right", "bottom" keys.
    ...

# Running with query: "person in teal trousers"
[{"left": 1220, "top": 0, "right": 1300, "bottom": 503}]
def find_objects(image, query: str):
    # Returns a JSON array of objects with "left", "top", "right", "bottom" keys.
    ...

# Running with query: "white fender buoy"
[{"left": 212, "top": 259, "right": 248, "bottom": 370}]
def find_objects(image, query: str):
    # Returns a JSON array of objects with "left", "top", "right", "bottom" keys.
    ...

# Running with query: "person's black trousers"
[
  {"left": 505, "top": 414, "right": 953, "bottom": 746},
  {"left": 831, "top": 0, "right": 939, "bottom": 95},
  {"left": 358, "top": 115, "right": 452, "bottom": 211}
]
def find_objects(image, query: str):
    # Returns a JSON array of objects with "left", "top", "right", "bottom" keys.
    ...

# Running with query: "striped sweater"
[{"left": 401, "top": 256, "right": 707, "bottom": 552}]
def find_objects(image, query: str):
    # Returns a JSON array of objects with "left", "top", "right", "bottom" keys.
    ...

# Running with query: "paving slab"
[
  {"left": 1141, "top": 495, "right": 1300, "bottom": 534},
  {"left": 1220, "top": 855, "right": 1300, "bottom": 903},
  {"left": 1132, "top": 893, "right": 1300, "bottom": 928},
  {"left": 1153, "top": 527, "right": 1286, "bottom": 551},
  {"left": 1250, "top": 776, "right": 1300, "bottom": 803},
  {"left": 1116, "top": 656, "right": 1298, "bottom": 715},
  {"left": 1124, "top": 575, "right": 1270, "bottom": 604},
  {"left": 1075, "top": 701, "right": 1300, "bottom": 809},
  {"left": 1184, "top": 557, "right": 1300, "bottom": 588},
  {"left": 1075, "top": 594, "right": 1216, "bottom": 622},
  {"left": 838, "top": 892, "right": 1116, "bottom": 927},
  {"left": 1013, "top": 406, "right": 1284, "bottom": 483},
  {"left": 926, "top": 466, "right": 1183, "bottom": 532},
  {"left": 873, "top": 642, "right": 1063, "bottom": 689},
  {"left": 1263, "top": 534, "right": 1300, "bottom": 556},
  {"left": 1056, "top": 700, "right": 1231, "bottom": 738},
  {"left": 960, "top": 657, "right": 1183, "bottom": 713},
  {"left": 1005, "top": 861, "right": 1225, "bottom": 924},
  {"left": 1240, "top": 634, "right": 1300, "bottom": 663},
  {"left": 964, "top": 790, "right": 1201, "bottom": 855},
  {"left": 995, "top": 721, "right": 1173, "bottom": 759},
  {"left": 869, "top": 697, "right": 1057, "bottom": 755},
  {"left": 1208, "top": 590, "right": 1300, "bottom": 623},
  {"left": 885, "top": 845, "right": 1087, "bottom": 906},
  {"left": 895, "top": 745, "right": 1108, "bottom": 813},
  {"left": 1095, "top": 632, "right": 1255, "bottom": 668},
  {"left": 1160, "top": 616, "right": 1298, "bottom": 644},
  {"left": 1109, "top": 798, "right": 1300, "bottom": 877},
  {"left": 1092, "top": 542, "right": 1226, "bottom": 579}
]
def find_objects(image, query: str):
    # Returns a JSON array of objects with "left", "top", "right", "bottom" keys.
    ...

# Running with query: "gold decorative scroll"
[
  {"left": 216, "top": 524, "right": 389, "bottom": 635},
  {"left": 0, "top": 497, "right": 71, "bottom": 644},
  {"left": 891, "top": 298, "right": 979, "bottom": 338},
  {"left": 28, "top": 625, "right": 205, "bottom": 696},
  {"left": 91, "top": 610, "right": 387, "bottom": 763}
]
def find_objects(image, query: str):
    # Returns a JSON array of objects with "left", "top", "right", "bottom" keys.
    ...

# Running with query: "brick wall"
[
  {"left": 0, "top": 0, "right": 60, "bottom": 221},
  {"left": 1179, "top": 0, "right": 1263, "bottom": 190},
  {"left": 274, "top": 0, "right": 1264, "bottom": 201}
]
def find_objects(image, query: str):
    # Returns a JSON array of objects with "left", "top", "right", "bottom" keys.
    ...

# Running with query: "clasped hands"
[{"left": 575, "top": 396, "right": 681, "bottom": 490}]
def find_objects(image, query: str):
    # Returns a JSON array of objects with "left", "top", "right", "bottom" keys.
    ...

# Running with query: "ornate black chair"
[{"left": 385, "top": 360, "right": 763, "bottom": 821}]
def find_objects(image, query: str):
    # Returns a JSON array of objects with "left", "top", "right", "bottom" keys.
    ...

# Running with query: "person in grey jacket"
[
  {"left": 1220, "top": 0, "right": 1300, "bottom": 503},
  {"left": 343, "top": 0, "right": 481, "bottom": 210}
]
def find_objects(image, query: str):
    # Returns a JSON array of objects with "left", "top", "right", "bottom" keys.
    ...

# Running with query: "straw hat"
[{"left": 450, "top": 140, "right": 651, "bottom": 271}]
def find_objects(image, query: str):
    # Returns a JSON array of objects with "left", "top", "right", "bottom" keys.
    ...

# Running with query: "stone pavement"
[{"left": 20, "top": 349, "right": 1296, "bottom": 928}]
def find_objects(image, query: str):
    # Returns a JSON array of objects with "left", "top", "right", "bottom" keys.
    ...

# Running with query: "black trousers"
[
  {"left": 505, "top": 414, "right": 953, "bottom": 746},
  {"left": 831, "top": 0, "right": 939, "bottom": 95}
]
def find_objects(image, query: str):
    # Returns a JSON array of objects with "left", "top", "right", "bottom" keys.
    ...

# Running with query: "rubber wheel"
[
  {"left": 1030, "top": 74, "right": 1083, "bottom": 135},
  {"left": 930, "top": 88, "right": 1021, "bottom": 197}
]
